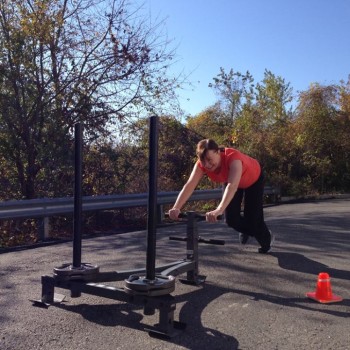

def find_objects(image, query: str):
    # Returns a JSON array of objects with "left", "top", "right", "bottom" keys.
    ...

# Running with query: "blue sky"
[{"left": 141, "top": 0, "right": 350, "bottom": 116}]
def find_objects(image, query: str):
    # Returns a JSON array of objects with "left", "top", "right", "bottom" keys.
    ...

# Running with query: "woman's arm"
[
  {"left": 205, "top": 159, "right": 242, "bottom": 222},
  {"left": 168, "top": 162, "right": 204, "bottom": 220}
]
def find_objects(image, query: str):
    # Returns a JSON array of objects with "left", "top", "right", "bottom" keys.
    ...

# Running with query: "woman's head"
[{"left": 196, "top": 139, "right": 221, "bottom": 171}]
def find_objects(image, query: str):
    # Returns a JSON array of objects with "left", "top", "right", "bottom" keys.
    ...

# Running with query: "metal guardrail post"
[{"left": 38, "top": 217, "right": 50, "bottom": 241}]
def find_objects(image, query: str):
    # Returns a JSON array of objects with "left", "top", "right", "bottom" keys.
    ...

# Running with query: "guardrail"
[
  {"left": 0, "top": 186, "right": 279, "bottom": 240},
  {"left": 0, "top": 189, "right": 223, "bottom": 240}
]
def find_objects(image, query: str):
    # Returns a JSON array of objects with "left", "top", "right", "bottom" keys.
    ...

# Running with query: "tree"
[
  {"left": 294, "top": 84, "right": 345, "bottom": 193},
  {"left": 209, "top": 67, "right": 254, "bottom": 120},
  {"left": 232, "top": 71, "right": 293, "bottom": 155},
  {"left": 124, "top": 116, "right": 201, "bottom": 191},
  {"left": 339, "top": 76, "right": 350, "bottom": 116},
  {"left": 338, "top": 78, "right": 350, "bottom": 190},
  {"left": 255, "top": 70, "right": 293, "bottom": 125},
  {"left": 253, "top": 70, "right": 294, "bottom": 188},
  {"left": 0, "top": 0, "right": 181, "bottom": 199},
  {"left": 186, "top": 103, "right": 234, "bottom": 145},
  {"left": 208, "top": 69, "right": 295, "bottom": 193},
  {"left": 84, "top": 141, "right": 148, "bottom": 195}
]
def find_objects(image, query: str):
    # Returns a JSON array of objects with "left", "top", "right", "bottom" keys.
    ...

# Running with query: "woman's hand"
[
  {"left": 168, "top": 207, "right": 181, "bottom": 220},
  {"left": 205, "top": 208, "right": 223, "bottom": 222}
]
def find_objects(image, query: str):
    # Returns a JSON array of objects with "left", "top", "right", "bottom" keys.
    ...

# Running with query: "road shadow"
[
  {"left": 53, "top": 289, "right": 239, "bottom": 350},
  {"left": 176, "top": 281, "right": 350, "bottom": 320},
  {"left": 50, "top": 271, "right": 349, "bottom": 350},
  {"left": 270, "top": 252, "right": 350, "bottom": 280},
  {"left": 53, "top": 285, "right": 240, "bottom": 350}
]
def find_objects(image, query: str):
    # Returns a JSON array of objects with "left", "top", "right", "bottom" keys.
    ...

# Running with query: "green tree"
[
  {"left": 253, "top": 70, "right": 294, "bottom": 188},
  {"left": 125, "top": 116, "right": 201, "bottom": 191},
  {"left": 84, "top": 141, "right": 147, "bottom": 195},
  {"left": 209, "top": 67, "right": 254, "bottom": 120},
  {"left": 294, "top": 84, "right": 345, "bottom": 193},
  {"left": 337, "top": 77, "right": 350, "bottom": 190},
  {"left": 339, "top": 76, "right": 350, "bottom": 116},
  {"left": 186, "top": 103, "right": 234, "bottom": 145},
  {"left": 255, "top": 70, "right": 293, "bottom": 125},
  {"left": 222, "top": 70, "right": 295, "bottom": 193}
]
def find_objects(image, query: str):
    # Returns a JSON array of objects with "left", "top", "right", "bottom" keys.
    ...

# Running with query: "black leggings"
[{"left": 225, "top": 172, "right": 271, "bottom": 249}]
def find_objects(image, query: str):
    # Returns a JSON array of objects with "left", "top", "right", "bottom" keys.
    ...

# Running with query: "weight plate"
[
  {"left": 53, "top": 262, "right": 99, "bottom": 280},
  {"left": 124, "top": 275, "right": 175, "bottom": 296}
]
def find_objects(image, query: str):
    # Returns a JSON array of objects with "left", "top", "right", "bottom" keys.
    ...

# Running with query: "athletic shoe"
[
  {"left": 239, "top": 232, "right": 250, "bottom": 245},
  {"left": 258, "top": 231, "right": 275, "bottom": 254}
]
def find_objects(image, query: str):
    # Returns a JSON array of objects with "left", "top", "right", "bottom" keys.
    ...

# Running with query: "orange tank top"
[{"left": 197, "top": 148, "right": 261, "bottom": 189}]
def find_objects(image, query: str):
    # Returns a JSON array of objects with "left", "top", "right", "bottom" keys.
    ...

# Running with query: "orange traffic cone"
[{"left": 306, "top": 272, "right": 343, "bottom": 303}]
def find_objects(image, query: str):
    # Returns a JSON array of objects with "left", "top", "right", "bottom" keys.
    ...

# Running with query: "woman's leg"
[
  {"left": 225, "top": 188, "right": 254, "bottom": 236},
  {"left": 243, "top": 174, "right": 271, "bottom": 250}
]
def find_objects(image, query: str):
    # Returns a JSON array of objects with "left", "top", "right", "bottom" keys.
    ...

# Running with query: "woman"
[{"left": 168, "top": 139, "right": 274, "bottom": 253}]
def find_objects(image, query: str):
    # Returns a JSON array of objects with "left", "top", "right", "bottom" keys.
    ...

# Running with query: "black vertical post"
[
  {"left": 146, "top": 116, "right": 158, "bottom": 281},
  {"left": 186, "top": 212, "right": 198, "bottom": 282},
  {"left": 73, "top": 123, "right": 83, "bottom": 268}
]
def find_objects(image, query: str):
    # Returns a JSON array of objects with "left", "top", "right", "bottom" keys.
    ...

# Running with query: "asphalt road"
[{"left": 1, "top": 199, "right": 349, "bottom": 350}]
